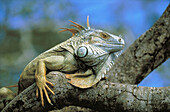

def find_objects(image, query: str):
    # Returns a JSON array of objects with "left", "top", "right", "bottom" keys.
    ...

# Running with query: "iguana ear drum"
[{"left": 77, "top": 46, "right": 88, "bottom": 58}]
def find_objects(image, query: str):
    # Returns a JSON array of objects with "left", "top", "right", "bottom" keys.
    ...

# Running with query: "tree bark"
[
  {"left": 107, "top": 4, "right": 170, "bottom": 84},
  {"left": 2, "top": 72, "right": 170, "bottom": 112},
  {"left": 2, "top": 4, "right": 170, "bottom": 112}
]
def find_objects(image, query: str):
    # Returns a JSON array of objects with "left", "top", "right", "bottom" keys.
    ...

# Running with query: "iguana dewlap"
[{"left": 18, "top": 16, "right": 125, "bottom": 106}]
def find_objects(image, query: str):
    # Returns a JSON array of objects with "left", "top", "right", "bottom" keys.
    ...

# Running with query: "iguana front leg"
[
  {"left": 66, "top": 69, "right": 93, "bottom": 78},
  {"left": 35, "top": 56, "right": 65, "bottom": 106}
]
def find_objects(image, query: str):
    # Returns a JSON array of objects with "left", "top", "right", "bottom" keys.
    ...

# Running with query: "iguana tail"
[{"left": 5, "top": 84, "right": 18, "bottom": 88}]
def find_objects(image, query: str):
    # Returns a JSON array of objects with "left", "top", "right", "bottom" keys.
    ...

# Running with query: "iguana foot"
[
  {"left": 36, "top": 78, "right": 54, "bottom": 106},
  {"left": 35, "top": 60, "right": 55, "bottom": 106}
]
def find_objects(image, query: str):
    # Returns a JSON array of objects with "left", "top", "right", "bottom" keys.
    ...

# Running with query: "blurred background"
[{"left": 0, "top": 0, "right": 169, "bottom": 91}]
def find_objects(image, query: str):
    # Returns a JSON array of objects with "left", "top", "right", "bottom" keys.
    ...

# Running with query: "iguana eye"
[
  {"left": 77, "top": 46, "right": 88, "bottom": 58},
  {"left": 99, "top": 32, "right": 109, "bottom": 39}
]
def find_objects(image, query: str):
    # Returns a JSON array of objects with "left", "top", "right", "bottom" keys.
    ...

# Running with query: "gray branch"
[
  {"left": 2, "top": 4, "right": 170, "bottom": 112},
  {"left": 107, "top": 4, "right": 170, "bottom": 84},
  {"left": 2, "top": 72, "right": 170, "bottom": 112}
]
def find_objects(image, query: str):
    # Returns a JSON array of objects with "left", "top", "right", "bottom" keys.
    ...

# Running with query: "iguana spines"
[
  {"left": 62, "top": 17, "right": 125, "bottom": 88},
  {"left": 18, "top": 16, "right": 125, "bottom": 106}
]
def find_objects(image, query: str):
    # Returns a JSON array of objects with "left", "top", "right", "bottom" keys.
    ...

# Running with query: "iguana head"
[
  {"left": 82, "top": 29, "right": 125, "bottom": 53},
  {"left": 60, "top": 17, "right": 125, "bottom": 88},
  {"left": 60, "top": 16, "right": 125, "bottom": 54}
]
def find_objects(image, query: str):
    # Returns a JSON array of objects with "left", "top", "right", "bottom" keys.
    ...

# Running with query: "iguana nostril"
[
  {"left": 18, "top": 16, "right": 125, "bottom": 107},
  {"left": 118, "top": 38, "right": 122, "bottom": 42}
]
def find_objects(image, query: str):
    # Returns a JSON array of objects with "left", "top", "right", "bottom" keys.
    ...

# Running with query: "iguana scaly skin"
[{"left": 18, "top": 16, "right": 125, "bottom": 106}]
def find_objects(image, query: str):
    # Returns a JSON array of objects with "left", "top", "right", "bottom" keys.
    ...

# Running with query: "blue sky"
[
  {"left": 0, "top": 0, "right": 168, "bottom": 37},
  {"left": 0, "top": 0, "right": 169, "bottom": 87}
]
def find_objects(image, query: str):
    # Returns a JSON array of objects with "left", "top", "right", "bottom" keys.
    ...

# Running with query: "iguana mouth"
[{"left": 93, "top": 43, "right": 124, "bottom": 53}]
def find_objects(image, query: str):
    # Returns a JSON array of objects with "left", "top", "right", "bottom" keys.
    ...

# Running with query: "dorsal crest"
[{"left": 59, "top": 16, "right": 91, "bottom": 36}]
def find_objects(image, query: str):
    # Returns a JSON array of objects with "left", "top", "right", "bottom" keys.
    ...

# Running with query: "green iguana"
[{"left": 18, "top": 16, "right": 125, "bottom": 106}]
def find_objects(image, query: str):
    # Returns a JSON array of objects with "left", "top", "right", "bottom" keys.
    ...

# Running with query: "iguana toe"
[{"left": 36, "top": 79, "right": 54, "bottom": 106}]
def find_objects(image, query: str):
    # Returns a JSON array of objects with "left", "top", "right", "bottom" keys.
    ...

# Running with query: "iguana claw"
[
  {"left": 36, "top": 78, "right": 54, "bottom": 106},
  {"left": 18, "top": 17, "right": 125, "bottom": 107},
  {"left": 35, "top": 60, "right": 55, "bottom": 106}
]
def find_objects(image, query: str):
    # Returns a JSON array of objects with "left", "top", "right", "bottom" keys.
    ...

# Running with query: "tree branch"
[
  {"left": 2, "top": 72, "right": 170, "bottom": 112},
  {"left": 107, "top": 4, "right": 170, "bottom": 84},
  {"left": 2, "top": 4, "right": 170, "bottom": 112}
]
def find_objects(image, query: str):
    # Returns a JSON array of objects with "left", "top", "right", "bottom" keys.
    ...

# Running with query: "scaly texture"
[
  {"left": 18, "top": 16, "right": 125, "bottom": 106},
  {"left": 3, "top": 4, "right": 170, "bottom": 112},
  {"left": 107, "top": 4, "right": 170, "bottom": 84}
]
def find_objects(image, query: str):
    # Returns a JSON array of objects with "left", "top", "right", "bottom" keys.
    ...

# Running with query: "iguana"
[{"left": 18, "top": 16, "right": 125, "bottom": 106}]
